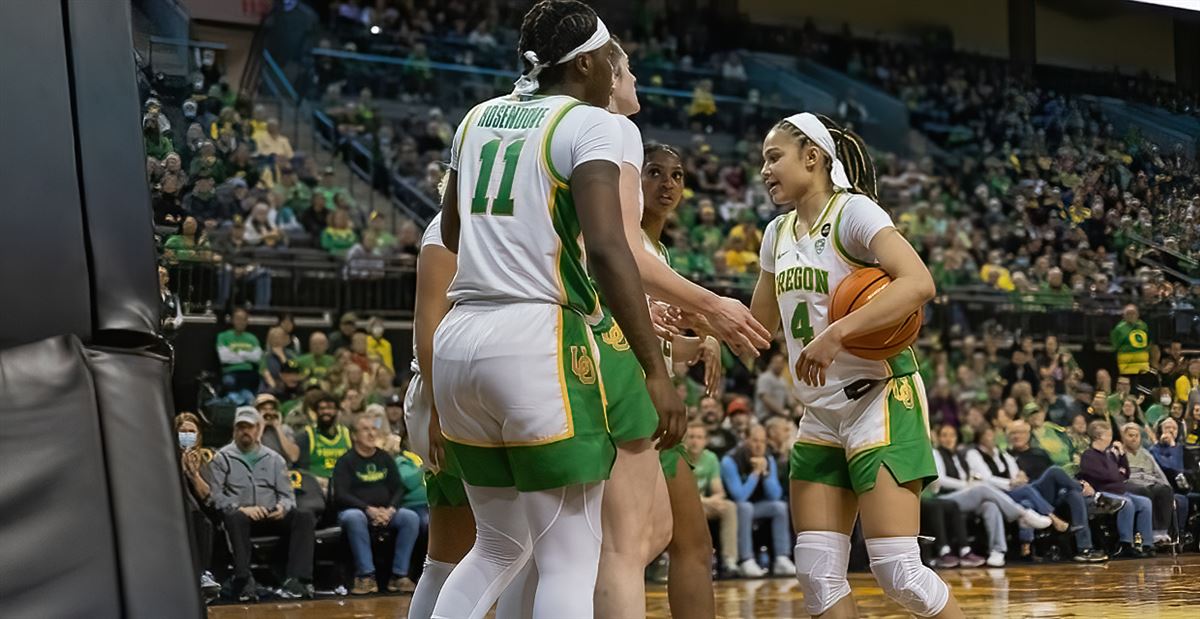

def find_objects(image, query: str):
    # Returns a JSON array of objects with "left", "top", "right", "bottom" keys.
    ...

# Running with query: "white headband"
[
  {"left": 783, "top": 112, "right": 851, "bottom": 190},
  {"left": 513, "top": 17, "right": 611, "bottom": 96}
]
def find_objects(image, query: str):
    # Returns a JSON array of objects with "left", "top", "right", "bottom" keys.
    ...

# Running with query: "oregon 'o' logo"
[{"left": 1128, "top": 330, "right": 1148, "bottom": 348}]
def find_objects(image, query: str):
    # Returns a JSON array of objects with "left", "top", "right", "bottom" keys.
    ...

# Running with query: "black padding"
[
  {"left": 0, "top": 336, "right": 123, "bottom": 619},
  {"left": 87, "top": 347, "right": 203, "bottom": 619},
  {"left": 0, "top": 1, "right": 93, "bottom": 351},
  {"left": 66, "top": 0, "right": 159, "bottom": 339}
]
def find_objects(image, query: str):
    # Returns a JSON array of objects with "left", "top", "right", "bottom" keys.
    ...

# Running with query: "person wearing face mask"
[
  {"left": 365, "top": 315, "right": 394, "bottom": 373},
  {"left": 1145, "top": 388, "right": 1175, "bottom": 426},
  {"left": 175, "top": 412, "right": 221, "bottom": 601}
]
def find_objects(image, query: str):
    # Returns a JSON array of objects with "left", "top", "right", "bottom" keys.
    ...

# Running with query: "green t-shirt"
[
  {"left": 296, "top": 353, "right": 337, "bottom": 381},
  {"left": 216, "top": 329, "right": 262, "bottom": 373},
  {"left": 1032, "top": 424, "right": 1073, "bottom": 467},
  {"left": 321, "top": 227, "right": 358, "bottom": 255},
  {"left": 275, "top": 182, "right": 313, "bottom": 213},
  {"left": 164, "top": 235, "right": 211, "bottom": 262},
  {"left": 395, "top": 451, "right": 428, "bottom": 509},
  {"left": 1110, "top": 320, "right": 1151, "bottom": 375},
  {"left": 692, "top": 449, "right": 721, "bottom": 496},
  {"left": 1036, "top": 283, "right": 1074, "bottom": 309}
]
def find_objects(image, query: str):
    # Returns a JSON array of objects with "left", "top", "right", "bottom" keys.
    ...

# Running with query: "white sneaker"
[
  {"left": 986, "top": 551, "right": 1006, "bottom": 567},
  {"left": 739, "top": 558, "right": 767, "bottom": 578},
  {"left": 1019, "top": 509, "right": 1053, "bottom": 530},
  {"left": 772, "top": 555, "right": 796, "bottom": 576}
]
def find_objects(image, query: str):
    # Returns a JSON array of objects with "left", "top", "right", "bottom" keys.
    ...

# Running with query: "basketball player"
[
  {"left": 429, "top": 1, "right": 684, "bottom": 617},
  {"left": 749, "top": 113, "right": 963, "bottom": 618}
]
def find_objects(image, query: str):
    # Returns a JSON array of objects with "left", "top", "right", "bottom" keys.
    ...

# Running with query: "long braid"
[
  {"left": 517, "top": 0, "right": 598, "bottom": 90},
  {"left": 773, "top": 115, "right": 879, "bottom": 202}
]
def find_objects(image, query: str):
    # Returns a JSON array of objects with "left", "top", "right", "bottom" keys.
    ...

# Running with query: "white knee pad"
[
  {"left": 866, "top": 537, "right": 950, "bottom": 617},
  {"left": 793, "top": 531, "right": 853, "bottom": 615}
]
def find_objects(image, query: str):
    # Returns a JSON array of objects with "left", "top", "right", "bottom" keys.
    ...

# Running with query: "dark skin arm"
[{"left": 574, "top": 161, "right": 685, "bottom": 448}]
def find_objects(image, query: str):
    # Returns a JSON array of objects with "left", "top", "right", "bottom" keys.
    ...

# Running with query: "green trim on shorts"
[
  {"left": 441, "top": 307, "right": 616, "bottom": 492},
  {"left": 425, "top": 470, "right": 468, "bottom": 507},
  {"left": 886, "top": 347, "right": 919, "bottom": 377},
  {"left": 790, "top": 375, "right": 937, "bottom": 495},
  {"left": 593, "top": 311, "right": 659, "bottom": 444},
  {"left": 658, "top": 443, "right": 693, "bottom": 480}
]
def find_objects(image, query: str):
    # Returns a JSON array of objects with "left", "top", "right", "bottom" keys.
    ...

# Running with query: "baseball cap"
[
  {"left": 233, "top": 406, "right": 261, "bottom": 426},
  {"left": 254, "top": 393, "right": 279, "bottom": 408},
  {"left": 1021, "top": 402, "right": 1042, "bottom": 417},
  {"left": 726, "top": 398, "right": 751, "bottom": 416},
  {"left": 340, "top": 311, "right": 359, "bottom": 325},
  {"left": 384, "top": 393, "right": 403, "bottom": 407},
  {"left": 281, "top": 358, "right": 302, "bottom": 374}
]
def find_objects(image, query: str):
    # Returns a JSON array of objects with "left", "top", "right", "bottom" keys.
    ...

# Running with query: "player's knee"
[
  {"left": 793, "top": 531, "right": 852, "bottom": 615},
  {"left": 866, "top": 537, "right": 950, "bottom": 618}
]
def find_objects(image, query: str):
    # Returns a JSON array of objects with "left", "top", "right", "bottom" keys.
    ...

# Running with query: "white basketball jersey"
[
  {"left": 761, "top": 191, "right": 918, "bottom": 412},
  {"left": 642, "top": 230, "right": 673, "bottom": 372},
  {"left": 447, "top": 94, "right": 620, "bottom": 323},
  {"left": 410, "top": 213, "right": 444, "bottom": 375}
]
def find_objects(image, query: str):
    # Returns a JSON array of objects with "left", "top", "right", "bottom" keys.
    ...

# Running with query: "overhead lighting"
[{"left": 370, "top": 25, "right": 381, "bottom": 35}]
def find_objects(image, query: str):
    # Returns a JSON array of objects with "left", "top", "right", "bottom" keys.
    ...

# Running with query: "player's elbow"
[{"left": 911, "top": 272, "right": 936, "bottom": 304}]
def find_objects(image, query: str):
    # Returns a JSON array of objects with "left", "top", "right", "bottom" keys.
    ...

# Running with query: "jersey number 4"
[
  {"left": 471, "top": 138, "right": 524, "bottom": 216},
  {"left": 790, "top": 302, "right": 815, "bottom": 345}
]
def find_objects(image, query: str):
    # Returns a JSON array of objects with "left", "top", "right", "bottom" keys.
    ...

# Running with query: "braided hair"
[
  {"left": 643, "top": 142, "right": 683, "bottom": 161},
  {"left": 517, "top": 0, "right": 599, "bottom": 91},
  {"left": 773, "top": 114, "right": 878, "bottom": 202}
]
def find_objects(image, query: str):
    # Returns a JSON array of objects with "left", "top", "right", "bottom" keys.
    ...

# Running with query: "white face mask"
[
  {"left": 371, "top": 326, "right": 384, "bottom": 338},
  {"left": 1161, "top": 396, "right": 1172, "bottom": 406},
  {"left": 178, "top": 431, "right": 198, "bottom": 450}
]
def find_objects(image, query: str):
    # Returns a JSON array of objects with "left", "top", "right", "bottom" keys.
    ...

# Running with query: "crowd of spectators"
[{"left": 183, "top": 307, "right": 426, "bottom": 601}]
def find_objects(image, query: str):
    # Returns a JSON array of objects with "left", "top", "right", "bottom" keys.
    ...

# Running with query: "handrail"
[
  {"left": 148, "top": 35, "right": 228, "bottom": 51},
  {"left": 262, "top": 49, "right": 299, "bottom": 104}
]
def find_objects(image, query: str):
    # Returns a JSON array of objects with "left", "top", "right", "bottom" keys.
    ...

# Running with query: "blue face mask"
[{"left": 178, "top": 431, "right": 198, "bottom": 450}]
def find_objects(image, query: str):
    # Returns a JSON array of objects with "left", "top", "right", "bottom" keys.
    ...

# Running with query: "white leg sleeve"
[
  {"left": 409, "top": 558, "right": 456, "bottom": 619},
  {"left": 866, "top": 537, "right": 951, "bottom": 618},
  {"left": 528, "top": 482, "right": 605, "bottom": 619},
  {"left": 432, "top": 485, "right": 533, "bottom": 619},
  {"left": 792, "top": 530, "right": 853, "bottom": 615},
  {"left": 495, "top": 560, "right": 537, "bottom": 619}
]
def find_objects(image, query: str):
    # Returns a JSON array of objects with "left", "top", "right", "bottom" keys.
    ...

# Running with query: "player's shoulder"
[
  {"left": 841, "top": 191, "right": 885, "bottom": 213},
  {"left": 421, "top": 213, "right": 443, "bottom": 249}
]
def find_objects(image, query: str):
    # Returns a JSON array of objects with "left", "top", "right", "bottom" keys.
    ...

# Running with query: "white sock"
[{"left": 409, "top": 558, "right": 456, "bottom": 619}]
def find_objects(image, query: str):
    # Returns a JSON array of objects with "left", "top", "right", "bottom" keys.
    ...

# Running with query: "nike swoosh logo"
[{"left": 776, "top": 251, "right": 788, "bottom": 260}]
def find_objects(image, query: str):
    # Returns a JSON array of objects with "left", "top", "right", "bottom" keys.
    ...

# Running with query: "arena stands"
[{"left": 143, "top": 0, "right": 1200, "bottom": 605}]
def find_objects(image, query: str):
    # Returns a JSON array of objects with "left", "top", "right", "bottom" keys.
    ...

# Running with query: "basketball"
[{"left": 830, "top": 267, "right": 922, "bottom": 360}]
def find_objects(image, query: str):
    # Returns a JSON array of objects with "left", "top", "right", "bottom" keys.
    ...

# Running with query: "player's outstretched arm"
[
  {"left": 576, "top": 160, "right": 686, "bottom": 448},
  {"left": 617, "top": 163, "right": 770, "bottom": 358}
]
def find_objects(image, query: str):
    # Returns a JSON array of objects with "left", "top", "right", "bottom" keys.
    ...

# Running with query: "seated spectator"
[
  {"left": 349, "top": 332, "right": 372, "bottom": 373},
  {"left": 164, "top": 216, "right": 216, "bottom": 264},
  {"left": 175, "top": 412, "right": 221, "bottom": 600},
  {"left": 1144, "top": 388, "right": 1175, "bottom": 426},
  {"left": 1065, "top": 412, "right": 1092, "bottom": 467},
  {"left": 328, "top": 311, "right": 359, "bottom": 354},
  {"left": 720, "top": 425, "right": 794, "bottom": 577},
  {"left": 321, "top": 209, "right": 358, "bottom": 257},
  {"left": 764, "top": 416, "right": 795, "bottom": 498},
  {"left": 919, "top": 494, "right": 985, "bottom": 568},
  {"left": 316, "top": 166, "right": 348, "bottom": 205},
  {"left": 1021, "top": 402, "right": 1075, "bottom": 472},
  {"left": 275, "top": 165, "right": 313, "bottom": 214},
  {"left": 295, "top": 393, "right": 352, "bottom": 491},
  {"left": 256, "top": 393, "right": 300, "bottom": 463},
  {"left": 278, "top": 313, "right": 300, "bottom": 353},
  {"left": 244, "top": 202, "right": 286, "bottom": 248},
  {"left": 209, "top": 407, "right": 315, "bottom": 601},
  {"left": 216, "top": 308, "right": 262, "bottom": 405},
  {"left": 716, "top": 234, "right": 758, "bottom": 276},
  {"left": 333, "top": 415, "right": 420, "bottom": 595},
  {"left": 754, "top": 354, "right": 793, "bottom": 420},
  {"left": 365, "top": 316, "right": 394, "bottom": 373},
  {"left": 153, "top": 173, "right": 186, "bottom": 225},
  {"left": 334, "top": 192, "right": 369, "bottom": 231},
  {"left": 297, "top": 332, "right": 337, "bottom": 382},
  {"left": 1120, "top": 423, "right": 1186, "bottom": 545},
  {"left": 394, "top": 442, "right": 429, "bottom": 533},
  {"left": 266, "top": 359, "right": 307, "bottom": 415},
  {"left": 967, "top": 427, "right": 1070, "bottom": 559},
  {"left": 368, "top": 365, "right": 398, "bottom": 406},
  {"left": 189, "top": 142, "right": 227, "bottom": 183},
  {"left": 144, "top": 115, "right": 173, "bottom": 160},
  {"left": 724, "top": 398, "right": 754, "bottom": 440},
  {"left": 261, "top": 326, "right": 297, "bottom": 393},
  {"left": 698, "top": 395, "right": 738, "bottom": 457},
  {"left": 344, "top": 230, "right": 385, "bottom": 278},
  {"left": 1177, "top": 358, "right": 1200, "bottom": 404},
  {"left": 1076, "top": 420, "right": 1155, "bottom": 558},
  {"left": 685, "top": 423, "right": 739, "bottom": 577},
  {"left": 930, "top": 424, "right": 1052, "bottom": 567},
  {"left": 256, "top": 118, "right": 294, "bottom": 160},
  {"left": 213, "top": 218, "right": 271, "bottom": 308}
]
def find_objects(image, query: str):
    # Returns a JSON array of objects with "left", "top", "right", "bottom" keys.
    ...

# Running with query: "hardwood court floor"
[{"left": 208, "top": 554, "right": 1200, "bottom": 618}]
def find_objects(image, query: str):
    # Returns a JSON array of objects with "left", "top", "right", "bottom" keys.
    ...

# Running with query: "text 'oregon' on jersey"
[{"left": 447, "top": 93, "right": 622, "bottom": 324}]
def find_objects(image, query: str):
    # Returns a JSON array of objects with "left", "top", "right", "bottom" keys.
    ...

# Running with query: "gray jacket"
[{"left": 209, "top": 443, "right": 296, "bottom": 514}]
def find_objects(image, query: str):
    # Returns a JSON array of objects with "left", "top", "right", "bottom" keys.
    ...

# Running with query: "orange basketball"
[{"left": 829, "top": 267, "right": 922, "bottom": 360}]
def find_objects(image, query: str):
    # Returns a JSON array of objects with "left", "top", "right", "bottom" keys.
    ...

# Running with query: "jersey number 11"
[{"left": 471, "top": 138, "right": 525, "bottom": 216}]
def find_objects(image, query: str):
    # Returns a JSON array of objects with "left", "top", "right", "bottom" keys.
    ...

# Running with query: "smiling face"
[
  {"left": 641, "top": 148, "right": 683, "bottom": 219},
  {"left": 761, "top": 124, "right": 826, "bottom": 205}
]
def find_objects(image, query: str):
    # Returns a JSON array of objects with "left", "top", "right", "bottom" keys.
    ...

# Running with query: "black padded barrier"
[
  {"left": 0, "top": 0, "right": 94, "bottom": 350},
  {"left": 66, "top": 0, "right": 160, "bottom": 340},
  {"left": 0, "top": 336, "right": 124, "bottom": 619},
  {"left": 88, "top": 347, "right": 203, "bottom": 619}
]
